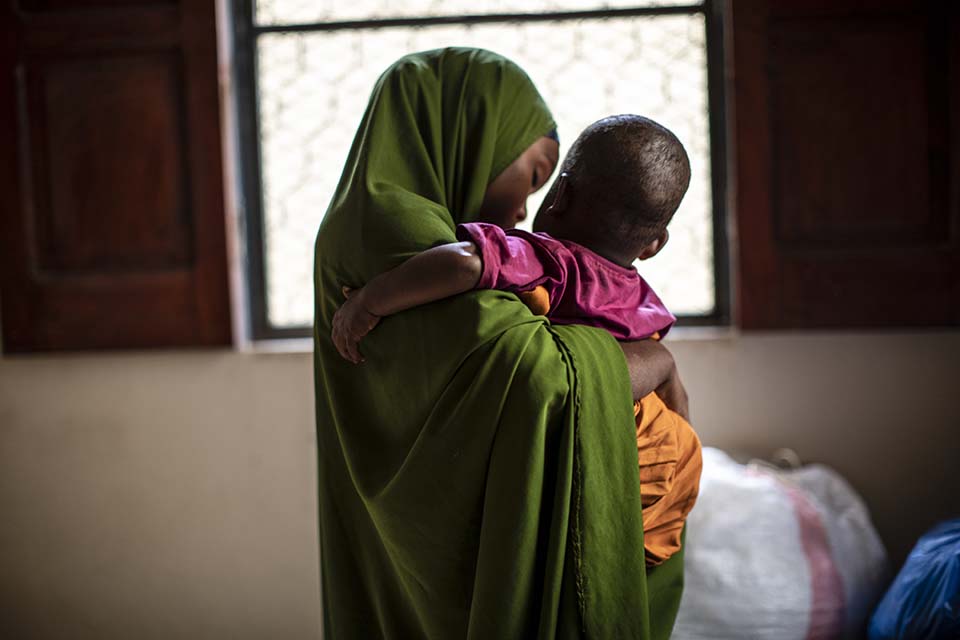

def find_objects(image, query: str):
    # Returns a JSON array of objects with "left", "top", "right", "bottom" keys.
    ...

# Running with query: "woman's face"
[{"left": 477, "top": 136, "right": 560, "bottom": 229}]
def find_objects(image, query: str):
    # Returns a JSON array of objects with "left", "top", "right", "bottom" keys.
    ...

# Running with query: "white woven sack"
[{"left": 672, "top": 447, "right": 887, "bottom": 640}]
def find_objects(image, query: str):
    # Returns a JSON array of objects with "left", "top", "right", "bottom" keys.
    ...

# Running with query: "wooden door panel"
[
  {"left": 781, "top": 254, "right": 958, "bottom": 327},
  {"left": 733, "top": 0, "right": 960, "bottom": 328},
  {"left": 769, "top": 13, "right": 945, "bottom": 246},
  {"left": 1, "top": 0, "right": 230, "bottom": 351},
  {"left": 17, "top": 1, "right": 175, "bottom": 10},
  {"left": 26, "top": 51, "right": 193, "bottom": 273}
]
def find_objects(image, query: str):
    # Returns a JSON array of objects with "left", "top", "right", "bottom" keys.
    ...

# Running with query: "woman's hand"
[{"left": 331, "top": 286, "right": 381, "bottom": 364}]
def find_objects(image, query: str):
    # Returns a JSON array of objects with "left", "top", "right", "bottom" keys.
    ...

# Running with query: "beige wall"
[
  {"left": 1, "top": 332, "right": 958, "bottom": 638},
  {"left": 0, "top": 350, "right": 319, "bottom": 639}
]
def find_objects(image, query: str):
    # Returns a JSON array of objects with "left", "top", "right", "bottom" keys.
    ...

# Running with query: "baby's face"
[{"left": 477, "top": 136, "right": 559, "bottom": 229}]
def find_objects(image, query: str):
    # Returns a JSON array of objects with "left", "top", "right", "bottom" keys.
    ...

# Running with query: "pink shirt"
[{"left": 456, "top": 223, "right": 675, "bottom": 341}]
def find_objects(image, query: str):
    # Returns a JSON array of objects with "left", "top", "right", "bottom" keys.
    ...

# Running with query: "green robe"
[{"left": 313, "top": 47, "right": 684, "bottom": 639}]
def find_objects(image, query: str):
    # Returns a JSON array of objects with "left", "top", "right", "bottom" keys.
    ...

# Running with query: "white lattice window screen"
[{"left": 255, "top": 1, "right": 714, "bottom": 328}]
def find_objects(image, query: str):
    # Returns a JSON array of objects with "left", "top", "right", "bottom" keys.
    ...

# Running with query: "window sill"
[
  {"left": 240, "top": 325, "right": 737, "bottom": 355},
  {"left": 662, "top": 325, "right": 738, "bottom": 342},
  {"left": 241, "top": 337, "right": 314, "bottom": 355}
]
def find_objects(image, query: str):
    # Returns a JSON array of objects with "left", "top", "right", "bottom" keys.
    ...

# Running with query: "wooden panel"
[
  {"left": 0, "top": 0, "right": 231, "bottom": 351},
  {"left": 27, "top": 52, "right": 193, "bottom": 273},
  {"left": 782, "top": 254, "right": 958, "bottom": 327},
  {"left": 17, "top": 0, "right": 174, "bottom": 10},
  {"left": 733, "top": 0, "right": 960, "bottom": 329},
  {"left": 770, "top": 14, "right": 948, "bottom": 247},
  {"left": 18, "top": 10, "right": 180, "bottom": 52}
]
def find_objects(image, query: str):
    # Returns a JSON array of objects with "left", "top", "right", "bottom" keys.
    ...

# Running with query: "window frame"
[{"left": 232, "top": 0, "right": 729, "bottom": 340}]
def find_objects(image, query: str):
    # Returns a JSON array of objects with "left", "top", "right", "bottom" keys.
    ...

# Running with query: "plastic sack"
[
  {"left": 672, "top": 447, "right": 888, "bottom": 640},
  {"left": 868, "top": 518, "right": 960, "bottom": 640}
]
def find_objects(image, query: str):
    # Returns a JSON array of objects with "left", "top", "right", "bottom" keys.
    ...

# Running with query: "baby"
[{"left": 332, "top": 114, "right": 701, "bottom": 565}]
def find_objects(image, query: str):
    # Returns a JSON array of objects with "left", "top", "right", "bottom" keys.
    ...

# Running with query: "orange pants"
[{"left": 635, "top": 392, "right": 702, "bottom": 566}]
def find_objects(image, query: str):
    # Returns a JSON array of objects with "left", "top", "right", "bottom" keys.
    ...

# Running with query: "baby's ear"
[
  {"left": 638, "top": 229, "right": 669, "bottom": 261},
  {"left": 543, "top": 172, "right": 571, "bottom": 217}
]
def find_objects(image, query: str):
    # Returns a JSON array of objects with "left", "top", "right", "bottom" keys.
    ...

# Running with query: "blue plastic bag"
[{"left": 868, "top": 518, "right": 960, "bottom": 640}]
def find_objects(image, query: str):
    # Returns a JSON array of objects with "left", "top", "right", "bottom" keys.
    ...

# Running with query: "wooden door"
[
  {"left": 0, "top": 0, "right": 231, "bottom": 351},
  {"left": 732, "top": 0, "right": 960, "bottom": 328}
]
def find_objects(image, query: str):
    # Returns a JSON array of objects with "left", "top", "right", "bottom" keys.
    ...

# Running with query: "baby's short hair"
[{"left": 564, "top": 115, "right": 691, "bottom": 252}]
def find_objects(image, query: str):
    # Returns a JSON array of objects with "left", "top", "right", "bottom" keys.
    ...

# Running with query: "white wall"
[
  {"left": 1, "top": 332, "right": 958, "bottom": 638},
  {"left": 0, "top": 350, "right": 319, "bottom": 639}
]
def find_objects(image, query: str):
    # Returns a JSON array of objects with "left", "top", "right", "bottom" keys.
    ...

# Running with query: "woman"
[{"left": 313, "top": 48, "right": 685, "bottom": 638}]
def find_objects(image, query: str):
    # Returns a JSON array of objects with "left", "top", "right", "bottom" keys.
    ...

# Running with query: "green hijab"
[{"left": 313, "top": 47, "right": 684, "bottom": 638}]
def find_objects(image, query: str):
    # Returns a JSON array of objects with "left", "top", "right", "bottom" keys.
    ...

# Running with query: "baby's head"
[{"left": 533, "top": 115, "right": 690, "bottom": 267}]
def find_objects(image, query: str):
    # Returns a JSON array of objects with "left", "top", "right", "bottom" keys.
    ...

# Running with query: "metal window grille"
[{"left": 233, "top": 0, "right": 728, "bottom": 339}]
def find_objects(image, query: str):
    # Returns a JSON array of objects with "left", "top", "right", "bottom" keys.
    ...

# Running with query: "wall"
[
  {"left": 1, "top": 332, "right": 958, "bottom": 638},
  {"left": 0, "top": 350, "right": 318, "bottom": 639}
]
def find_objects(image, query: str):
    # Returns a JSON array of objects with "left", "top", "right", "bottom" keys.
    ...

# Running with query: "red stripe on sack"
[{"left": 782, "top": 481, "right": 846, "bottom": 640}]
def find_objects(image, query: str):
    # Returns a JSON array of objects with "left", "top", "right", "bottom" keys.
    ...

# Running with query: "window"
[{"left": 233, "top": 0, "right": 728, "bottom": 339}]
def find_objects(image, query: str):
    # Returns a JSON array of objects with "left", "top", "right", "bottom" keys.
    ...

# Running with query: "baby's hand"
[{"left": 331, "top": 286, "right": 381, "bottom": 364}]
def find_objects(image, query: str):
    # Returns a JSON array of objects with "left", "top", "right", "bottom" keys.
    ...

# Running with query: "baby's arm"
[
  {"left": 331, "top": 241, "right": 482, "bottom": 363},
  {"left": 620, "top": 339, "right": 690, "bottom": 420}
]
